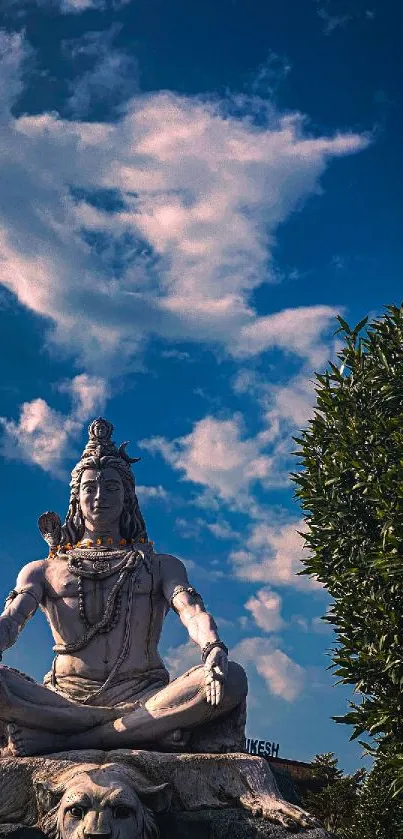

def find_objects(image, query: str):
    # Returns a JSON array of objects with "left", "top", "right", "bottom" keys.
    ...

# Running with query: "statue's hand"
[{"left": 204, "top": 646, "right": 228, "bottom": 706}]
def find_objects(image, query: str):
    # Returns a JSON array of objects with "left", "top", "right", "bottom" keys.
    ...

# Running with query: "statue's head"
[
  {"left": 36, "top": 763, "right": 171, "bottom": 839},
  {"left": 63, "top": 418, "right": 147, "bottom": 546}
]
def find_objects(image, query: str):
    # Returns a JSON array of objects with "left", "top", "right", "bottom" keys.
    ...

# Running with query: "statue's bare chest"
[{"left": 44, "top": 557, "right": 160, "bottom": 605}]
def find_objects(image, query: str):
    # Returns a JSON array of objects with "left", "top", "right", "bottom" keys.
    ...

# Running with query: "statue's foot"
[
  {"left": 157, "top": 728, "right": 191, "bottom": 752},
  {"left": 0, "top": 723, "right": 68, "bottom": 758},
  {"left": 247, "top": 798, "right": 320, "bottom": 831}
]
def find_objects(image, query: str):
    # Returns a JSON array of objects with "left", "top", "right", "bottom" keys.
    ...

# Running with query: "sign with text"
[{"left": 245, "top": 738, "right": 280, "bottom": 758}]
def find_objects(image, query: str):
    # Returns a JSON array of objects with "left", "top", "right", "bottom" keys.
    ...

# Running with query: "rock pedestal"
[{"left": 0, "top": 750, "right": 334, "bottom": 838}]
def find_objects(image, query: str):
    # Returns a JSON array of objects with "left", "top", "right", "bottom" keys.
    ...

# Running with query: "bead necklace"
[
  {"left": 53, "top": 550, "right": 142, "bottom": 655},
  {"left": 67, "top": 551, "right": 136, "bottom": 632},
  {"left": 51, "top": 548, "right": 147, "bottom": 704},
  {"left": 67, "top": 551, "right": 131, "bottom": 578},
  {"left": 76, "top": 572, "right": 123, "bottom": 633},
  {"left": 48, "top": 536, "right": 151, "bottom": 560}
]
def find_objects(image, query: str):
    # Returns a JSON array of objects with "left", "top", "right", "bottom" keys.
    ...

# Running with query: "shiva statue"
[{"left": 0, "top": 418, "right": 247, "bottom": 757}]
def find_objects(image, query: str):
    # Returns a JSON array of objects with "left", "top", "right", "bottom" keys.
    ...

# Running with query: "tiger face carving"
[{"left": 36, "top": 764, "right": 171, "bottom": 839}]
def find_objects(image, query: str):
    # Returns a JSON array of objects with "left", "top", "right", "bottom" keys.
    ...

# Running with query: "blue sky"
[{"left": 0, "top": 0, "right": 401, "bottom": 773}]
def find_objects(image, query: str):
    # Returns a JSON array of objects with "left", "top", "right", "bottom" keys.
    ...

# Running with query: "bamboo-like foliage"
[{"left": 292, "top": 304, "right": 403, "bottom": 791}]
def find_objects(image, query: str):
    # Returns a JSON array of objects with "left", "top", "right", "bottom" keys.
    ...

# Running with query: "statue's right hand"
[{"left": 204, "top": 647, "right": 228, "bottom": 706}]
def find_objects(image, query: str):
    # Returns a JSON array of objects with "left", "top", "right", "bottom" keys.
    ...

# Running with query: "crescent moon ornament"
[{"left": 118, "top": 441, "right": 141, "bottom": 464}]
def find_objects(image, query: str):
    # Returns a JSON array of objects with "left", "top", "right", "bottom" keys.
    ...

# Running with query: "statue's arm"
[
  {"left": 0, "top": 560, "right": 45, "bottom": 653},
  {"left": 160, "top": 554, "right": 228, "bottom": 705},
  {"left": 160, "top": 554, "right": 220, "bottom": 650}
]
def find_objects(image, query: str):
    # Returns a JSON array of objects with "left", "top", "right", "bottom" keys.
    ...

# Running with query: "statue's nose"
[{"left": 83, "top": 809, "right": 112, "bottom": 839}]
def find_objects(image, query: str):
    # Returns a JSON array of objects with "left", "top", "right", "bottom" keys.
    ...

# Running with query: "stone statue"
[
  {"left": 0, "top": 418, "right": 248, "bottom": 757},
  {"left": 0, "top": 750, "right": 326, "bottom": 834}
]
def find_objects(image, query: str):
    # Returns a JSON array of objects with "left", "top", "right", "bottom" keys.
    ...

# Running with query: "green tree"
[
  {"left": 345, "top": 754, "right": 403, "bottom": 839},
  {"left": 300, "top": 753, "right": 365, "bottom": 835},
  {"left": 292, "top": 304, "right": 403, "bottom": 796}
]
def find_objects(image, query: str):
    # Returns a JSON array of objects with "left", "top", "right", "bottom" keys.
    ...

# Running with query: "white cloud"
[
  {"left": 263, "top": 373, "right": 316, "bottom": 438},
  {"left": 317, "top": 6, "right": 351, "bottom": 34},
  {"left": 235, "top": 305, "right": 338, "bottom": 365},
  {"left": 206, "top": 519, "right": 238, "bottom": 540},
  {"left": 59, "top": 373, "right": 109, "bottom": 421},
  {"left": 231, "top": 519, "right": 322, "bottom": 591},
  {"left": 233, "top": 637, "right": 305, "bottom": 701},
  {"left": 183, "top": 557, "right": 225, "bottom": 581},
  {"left": 60, "top": 0, "right": 97, "bottom": 11},
  {"left": 160, "top": 349, "right": 192, "bottom": 361},
  {"left": 140, "top": 368, "right": 322, "bottom": 508},
  {"left": 140, "top": 415, "right": 272, "bottom": 500},
  {"left": 164, "top": 640, "right": 200, "bottom": 679},
  {"left": 62, "top": 27, "right": 138, "bottom": 117},
  {"left": 244, "top": 588, "right": 285, "bottom": 633},
  {"left": 136, "top": 484, "right": 168, "bottom": 501},
  {"left": 249, "top": 50, "right": 291, "bottom": 97},
  {"left": 233, "top": 365, "right": 327, "bottom": 488},
  {"left": 0, "top": 31, "right": 369, "bottom": 375},
  {"left": 291, "top": 613, "right": 332, "bottom": 635},
  {"left": 0, "top": 374, "right": 107, "bottom": 475},
  {"left": 42, "top": 0, "right": 131, "bottom": 12}
]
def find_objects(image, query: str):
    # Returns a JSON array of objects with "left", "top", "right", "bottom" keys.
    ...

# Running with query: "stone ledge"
[
  {"left": 158, "top": 809, "right": 335, "bottom": 838},
  {"left": 0, "top": 816, "right": 335, "bottom": 839},
  {"left": 0, "top": 750, "right": 330, "bottom": 836}
]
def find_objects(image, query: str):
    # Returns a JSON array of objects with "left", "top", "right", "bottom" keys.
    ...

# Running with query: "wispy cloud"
[
  {"left": 164, "top": 640, "right": 200, "bottom": 679},
  {"left": 231, "top": 519, "right": 322, "bottom": 592},
  {"left": 139, "top": 367, "right": 319, "bottom": 505},
  {"left": 235, "top": 305, "right": 338, "bottom": 366},
  {"left": 140, "top": 415, "right": 272, "bottom": 501},
  {"left": 248, "top": 49, "right": 291, "bottom": 97},
  {"left": 233, "top": 637, "right": 305, "bottom": 702},
  {"left": 315, "top": 0, "right": 376, "bottom": 35},
  {"left": 291, "top": 614, "right": 332, "bottom": 635},
  {"left": 60, "top": 0, "right": 98, "bottom": 11},
  {"left": 231, "top": 369, "right": 320, "bottom": 486},
  {"left": 244, "top": 588, "right": 285, "bottom": 633},
  {"left": 62, "top": 26, "right": 138, "bottom": 118},
  {"left": 160, "top": 349, "right": 192, "bottom": 361},
  {"left": 136, "top": 484, "right": 169, "bottom": 502},
  {"left": 0, "top": 374, "right": 107, "bottom": 475},
  {"left": 317, "top": 6, "right": 351, "bottom": 34},
  {"left": 37, "top": 0, "right": 131, "bottom": 13},
  {"left": 0, "top": 31, "right": 369, "bottom": 379}
]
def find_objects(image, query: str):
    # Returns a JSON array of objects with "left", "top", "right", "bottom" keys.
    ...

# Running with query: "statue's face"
[
  {"left": 79, "top": 467, "right": 125, "bottom": 530},
  {"left": 57, "top": 772, "right": 150, "bottom": 839}
]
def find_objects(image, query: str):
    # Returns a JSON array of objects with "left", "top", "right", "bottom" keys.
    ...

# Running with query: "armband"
[
  {"left": 170, "top": 585, "right": 203, "bottom": 613},
  {"left": 4, "top": 590, "right": 18, "bottom": 607},
  {"left": 4, "top": 588, "right": 40, "bottom": 610}
]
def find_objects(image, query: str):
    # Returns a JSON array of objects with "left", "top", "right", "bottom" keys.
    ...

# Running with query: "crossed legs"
[{"left": 65, "top": 662, "right": 248, "bottom": 751}]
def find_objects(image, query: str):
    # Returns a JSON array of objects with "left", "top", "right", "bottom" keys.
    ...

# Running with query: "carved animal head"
[{"left": 36, "top": 764, "right": 171, "bottom": 839}]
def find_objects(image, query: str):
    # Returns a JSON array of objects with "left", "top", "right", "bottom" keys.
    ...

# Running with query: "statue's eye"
[
  {"left": 68, "top": 806, "right": 86, "bottom": 820},
  {"left": 113, "top": 806, "right": 132, "bottom": 820}
]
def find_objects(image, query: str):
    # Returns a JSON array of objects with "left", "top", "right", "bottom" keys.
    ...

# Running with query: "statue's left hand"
[{"left": 204, "top": 646, "right": 228, "bottom": 706}]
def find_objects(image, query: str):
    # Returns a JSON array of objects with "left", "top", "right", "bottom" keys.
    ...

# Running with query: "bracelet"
[{"left": 201, "top": 640, "right": 228, "bottom": 664}]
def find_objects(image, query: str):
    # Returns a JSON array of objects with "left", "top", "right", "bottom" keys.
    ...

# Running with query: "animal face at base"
[{"left": 54, "top": 768, "right": 166, "bottom": 839}]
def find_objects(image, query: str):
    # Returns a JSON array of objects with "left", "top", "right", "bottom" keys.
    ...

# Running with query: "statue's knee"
[{"left": 227, "top": 661, "right": 248, "bottom": 702}]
